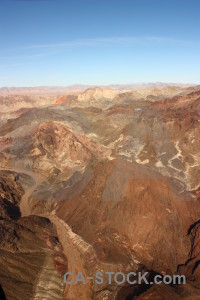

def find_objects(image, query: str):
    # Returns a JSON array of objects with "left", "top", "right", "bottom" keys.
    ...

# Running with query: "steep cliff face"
[
  {"left": 0, "top": 171, "right": 67, "bottom": 300},
  {"left": 177, "top": 219, "right": 200, "bottom": 286}
]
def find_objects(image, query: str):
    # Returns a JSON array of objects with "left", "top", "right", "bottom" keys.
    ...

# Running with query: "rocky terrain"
[{"left": 0, "top": 84, "right": 199, "bottom": 299}]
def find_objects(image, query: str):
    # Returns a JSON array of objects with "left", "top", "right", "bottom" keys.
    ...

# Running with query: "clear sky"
[{"left": 0, "top": 0, "right": 200, "bottom": 87}]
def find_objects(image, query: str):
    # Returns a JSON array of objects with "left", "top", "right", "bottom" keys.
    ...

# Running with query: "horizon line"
[{"left": 0, "top": 81, "right": 199, "bottom": 89}]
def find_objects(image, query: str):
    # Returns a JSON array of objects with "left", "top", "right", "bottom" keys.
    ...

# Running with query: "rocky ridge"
[{"left": 0, "top": 84, "right": 199, "bottom": 299}]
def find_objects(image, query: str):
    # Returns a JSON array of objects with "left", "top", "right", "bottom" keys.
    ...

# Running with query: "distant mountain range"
[{"left": 0, "top": 82, "right": 196, "bottom": 96}]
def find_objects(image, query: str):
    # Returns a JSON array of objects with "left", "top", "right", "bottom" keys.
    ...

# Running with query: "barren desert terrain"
[{"left": 0, "top": 84, "right": 200, "bottom": 299}]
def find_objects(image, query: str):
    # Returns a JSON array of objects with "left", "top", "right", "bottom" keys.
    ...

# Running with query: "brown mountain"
[{"left": 0, "top": 84, "right": 199, "bottom": 299}]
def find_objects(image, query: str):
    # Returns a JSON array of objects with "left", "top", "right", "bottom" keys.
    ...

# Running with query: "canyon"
[{"left": 0, "top": 84, "right": 200, "bottom": 299}]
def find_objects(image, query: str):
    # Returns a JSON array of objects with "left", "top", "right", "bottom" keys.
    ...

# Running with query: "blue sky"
[{"left": 0, "top": 0, "right": 200, "bottom": 87}]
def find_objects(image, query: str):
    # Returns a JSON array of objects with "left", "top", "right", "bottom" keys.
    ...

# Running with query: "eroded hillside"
[{"left": 0, "top": 85, "right": 199, "bottom": 299}]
